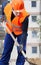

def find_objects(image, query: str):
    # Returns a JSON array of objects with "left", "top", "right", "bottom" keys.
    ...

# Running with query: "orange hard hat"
[{"left": 11, "top": 0, "right": 24, "bottom": 11}]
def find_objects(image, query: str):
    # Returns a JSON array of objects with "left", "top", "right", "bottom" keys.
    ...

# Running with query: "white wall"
[
  {"left": 24, "top": 0, "right": 40, "bottom": 13},
  {"left": 26, "top": 44, "right": 39, "bottom": 58},
  {"left": 27, "top": 30, "right": 40, "bottom": 44},
  {"left": 29, "top": 15, "right": 40, "bottom": 28}
]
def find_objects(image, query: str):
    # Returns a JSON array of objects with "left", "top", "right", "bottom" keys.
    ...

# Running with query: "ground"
[
  {"left": 9, "top": 58, "right": 41, "bottom": 65},
  {"left": 0, "top": 54, "right": 41, "bottom": 65}
]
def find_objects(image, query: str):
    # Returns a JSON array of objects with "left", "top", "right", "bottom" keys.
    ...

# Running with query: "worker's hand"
[
  {"left": 6, "top": 21, "right": 15, "bottom": 30},
  {"left": 18, "top": 44, "right": 23, "bottom": 52}
]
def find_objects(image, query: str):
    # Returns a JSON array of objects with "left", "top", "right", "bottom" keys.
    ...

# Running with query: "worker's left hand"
[{"left": 18, "top": 44, "right": 23, "bottom": 52}]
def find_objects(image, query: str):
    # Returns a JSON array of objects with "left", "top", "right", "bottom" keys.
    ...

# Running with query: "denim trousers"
[{"left": 0, "top": 32, "right": 27, "bottom": 65}]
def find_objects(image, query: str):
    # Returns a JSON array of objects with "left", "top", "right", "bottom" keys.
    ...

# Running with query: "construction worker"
[{"left": 0, "top": 0, "right": 30, "bottom": 65}]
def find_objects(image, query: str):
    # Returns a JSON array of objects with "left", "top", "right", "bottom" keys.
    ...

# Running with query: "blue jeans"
[{"left": 0, "top": 32, "right": 27, "bottom": 65}]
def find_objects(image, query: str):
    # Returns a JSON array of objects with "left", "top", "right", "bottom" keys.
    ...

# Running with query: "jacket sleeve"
[{"left": 22, "top": 16, "right": 29, "bottom": 33}]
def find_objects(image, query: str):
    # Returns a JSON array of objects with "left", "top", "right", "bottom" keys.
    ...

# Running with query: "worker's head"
[{"left": 11, "top": 0, "right": 24, "bottom": 15}]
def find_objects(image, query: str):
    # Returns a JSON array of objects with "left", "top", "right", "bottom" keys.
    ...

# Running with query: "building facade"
[{"left": 24, "top": 0, "right": 41, "bottom": 58}]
